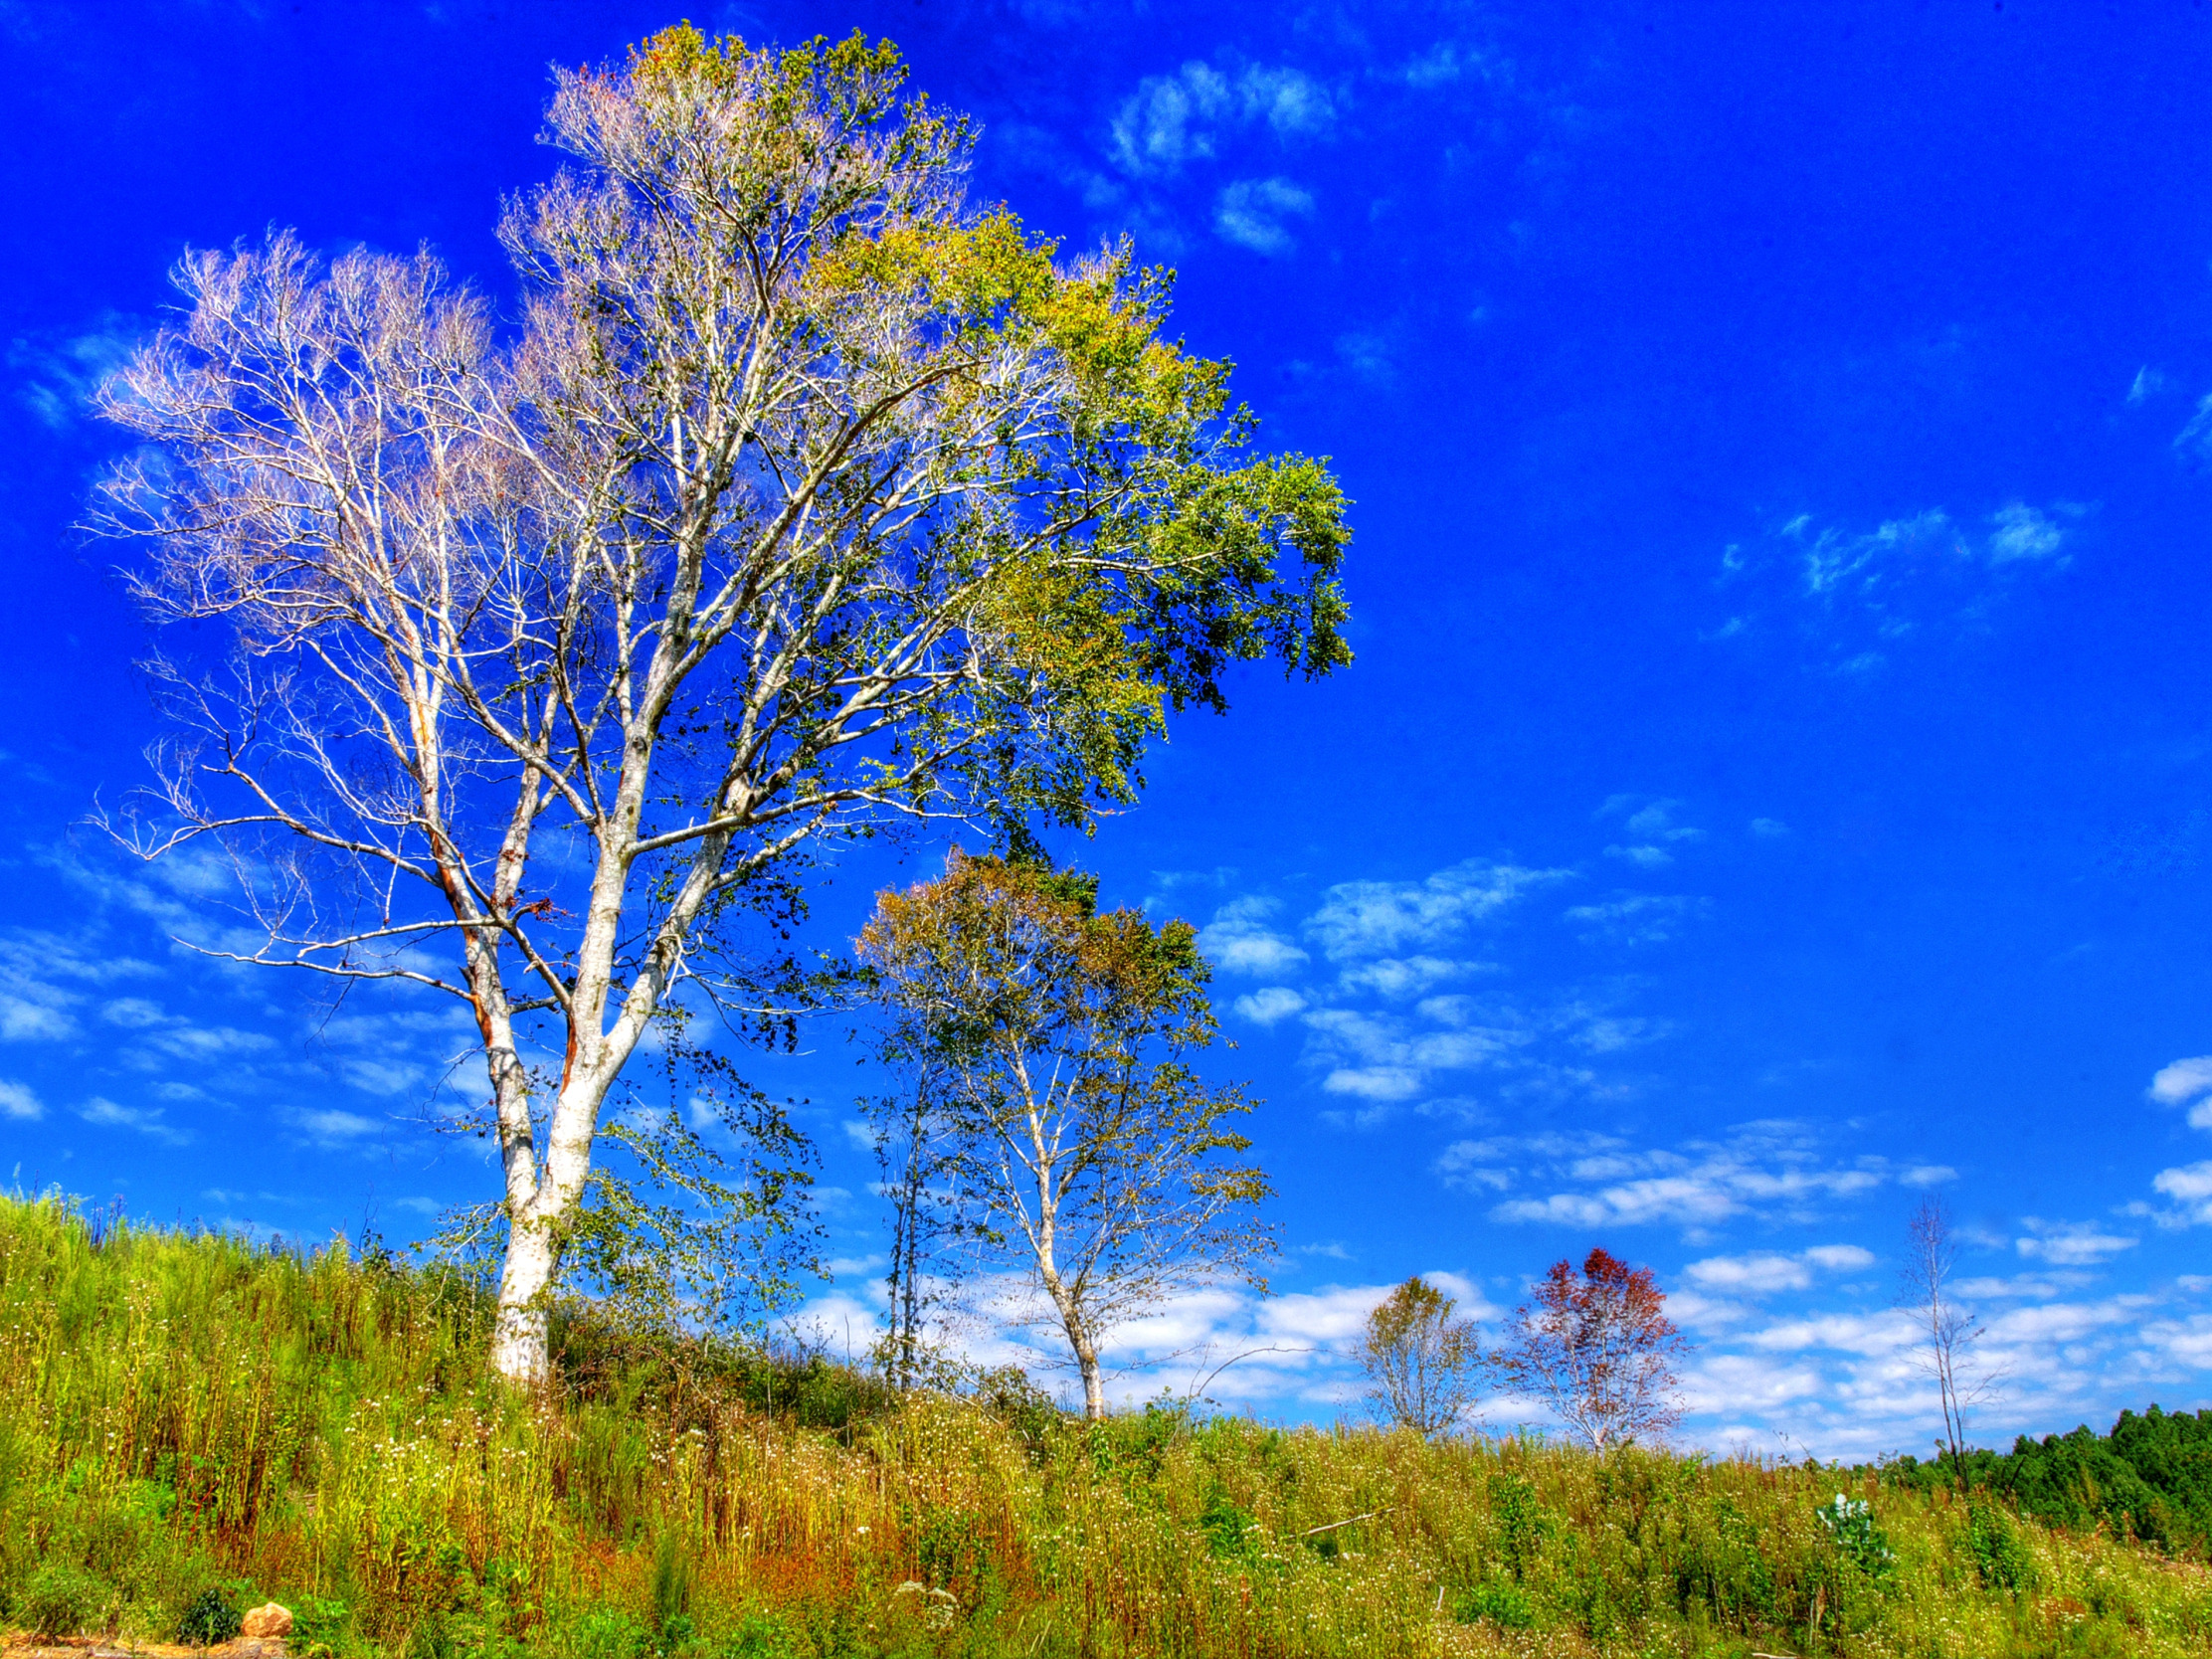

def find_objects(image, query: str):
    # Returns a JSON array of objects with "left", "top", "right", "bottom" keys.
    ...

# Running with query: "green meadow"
[{"left": 2, "top": 1193, "right": 2208, "bottom": 1659}]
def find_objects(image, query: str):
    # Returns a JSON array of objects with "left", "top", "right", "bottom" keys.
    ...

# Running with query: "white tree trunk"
[
  {"left": 1075, "top": 1330, "right": 1107, "bottom": 1420},
  {"left": 490, "top": 1215, "right": 557, "bottom": 1383}
]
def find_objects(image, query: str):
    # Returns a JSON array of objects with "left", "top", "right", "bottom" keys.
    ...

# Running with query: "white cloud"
[
  {"left": 1198, "top": 896, "right": 1309, "bottom": 978},
  {"left": 137, "top": 1022, "right": 275, "bottom": 1062},
  {"left": 1679, "top": 1352, "right": 1826, "bottom": 1415},
  {"left": 80, "top": 1096, "right": 189, "bottom": 1145},
  {"left": 0, "top": 989, "right": 78, "bottom": 1040},
  {"left": 2015, "top": 1217, "right": 2137, "bottom": 1266},
  {"left": 1563, "top": 893, "right": 1709, "bottom": 946},
  {"left": 1690, "top": 1244, "right": 1879, "bottom": 1294},
  {"left": 1986, "top": 502, "right": 2067, "bottom": 564},
  {"left": 1109, "top": 62, "right": 1333, "bottom": 180},
  {"left": 1459, "top": 1123, "right": 1891, "bottom": 1236},
  {"left": 1751, "top": 818, "right": 1790, "bottom": 837},
  {"left": 1601, "top": 796, "right": 1704, "bottom": 844},
  {"left": 0, "top": 1079, "right": 42, "bottom": 1121},
  {"left": 1900, "top": 1164, "right": 1958, "bottom": 1188},
  {"left": 2152, "top": 1160, "right": 2212, "bottom": 1223},
  {"left": 1237, "top": 67, "right": 1334, "bottom": 137},
  {"left": 1321, "top": 1065, "right": 1421, "bottom": 1101},
  {"left": 1336, "top": 956, "right": 1471, "bottom": 999},
  {"left": 1110, "top": 62, "right": 1232, "bottom": 176},
  {"left": 1802, "top": 1244, "right": 1878, "bottom": 1272},
  {"left": 1956, "top": 1271, "right": 2095, "bottom": 1300},
  {"left": 9, "top": 312, "right": 139, "bottom": 431},
  {"left": 1232, "top": 987, "right": 1307, "bottom": 1025},
  {"left": 1686, "top": 1251, "right": 1817, "bottom": 1294},
  {"left": 1307, "top": 860, "right": 1568, "bottom": 960},
  {"left": 2178, "top": 395, "right": 2212, "bottom": 463},
  {"left": 289, "top": 1107, "right": 383, "bottom": 1146},
  {"left": 1335, "top": 330, "right": 1396, "bottom": 387},
  {"left": 2149, "top": 1055, "right": 2212, "bottom": 1105},
  {"left": 1213, "top": 177, "right": 1315, "bottom": 256}
]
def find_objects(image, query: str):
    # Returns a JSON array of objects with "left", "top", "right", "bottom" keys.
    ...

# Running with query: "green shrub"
[
  {"left": 24, "top": 1563, "right": 104, "bottom": 1642},
  {"left": 178, "top": 1584, "right": 243, "bottom": 1646},
  {"left": 567, "top": 1607, "right": 649, "bottom": 1659},
  {"left": 291, "top": 1593, "right": 354, "bottom": 1659},
  {"left": 1966, "top": 1502, "right": 2037, "bottom": 1590},
  {"left": 1199, "top": 1491, "right": 1258, "bottom": 1561},
  {"left": 716, "top": 1613, "right": 799, "bottom": 1659},
  {"left": 1452, "top": 1581, "right": 1537, "bottom": 1629},
  {"left": 1815, "top": 1491, "right": 1896, "bottom": 1578},
  {"left": 648, "top": 1533, "right": 693, "bottom": 1648}
]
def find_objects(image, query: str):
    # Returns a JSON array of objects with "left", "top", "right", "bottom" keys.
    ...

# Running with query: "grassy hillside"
[{"left": 1, "top": 1195, "right": 2208, "bottom": 1658}]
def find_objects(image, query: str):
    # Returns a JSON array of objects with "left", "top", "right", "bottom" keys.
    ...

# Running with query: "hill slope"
[{"left": 1, "top": 1195, "right": 2208, "bottom": 1658}]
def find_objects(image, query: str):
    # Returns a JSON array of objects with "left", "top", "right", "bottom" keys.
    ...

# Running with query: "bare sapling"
[{"left": 1899, "top": 1195, "right": 1997, "bottom": 1495}]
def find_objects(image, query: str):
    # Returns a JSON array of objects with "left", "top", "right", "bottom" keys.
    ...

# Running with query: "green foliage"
[
  {"left": 567, "top": 1609, "right": 649, "bottom": 1659},
  {"left": 1816, "top": 1490, "right": 1897, "bottom": 1578},
  {"left": 1199, "top": 1490, "right": 1259, "bottom": 1561},
  {"left": 648, "top": 1533, "right": 695, "bottom": 1648},
  {"left": 25, "top": 1562, "right": 105, "bottom": 1641},
  {"left": 1451, "top": 1581, "right": 1536, "bottom": 1629},
  {"left": 178, "top": 1584, "right": 243, "bottom": 1646},
  {"left": 1967, "top": 1501, "right": 2038, "bottom": 1590},
  {"left": 714, "top": 1614, "right": 799, "bottom": 1659},
  {"left": 1882, "top": 1403, "right": 2212, "bottom": 1553},
  {"left": 292, "top": 1594, "right": 356, "bottom": 1659}
]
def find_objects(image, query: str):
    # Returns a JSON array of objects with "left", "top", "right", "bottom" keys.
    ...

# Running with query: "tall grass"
[{"left": 2, "top": 1192, "right": 2209, "bottom": 1658}]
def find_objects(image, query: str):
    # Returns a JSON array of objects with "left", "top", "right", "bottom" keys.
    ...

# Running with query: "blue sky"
[{"left": 6, "top": 0, "right": 2212, "bottom": 1457}]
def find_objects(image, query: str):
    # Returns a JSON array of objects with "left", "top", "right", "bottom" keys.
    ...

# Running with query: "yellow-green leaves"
[{"left": 857, "top": 854, "right": 1275, "bottom": 1416}]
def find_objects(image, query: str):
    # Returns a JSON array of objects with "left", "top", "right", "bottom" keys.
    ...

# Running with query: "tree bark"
[{"left": 490, "top": 1217, "right": 557, "bottom": 1383}]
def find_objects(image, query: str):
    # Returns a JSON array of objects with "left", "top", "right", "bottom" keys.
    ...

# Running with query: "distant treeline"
[{"left": 1879, "top": 1405, "right": 2212, "bottom": 1552}]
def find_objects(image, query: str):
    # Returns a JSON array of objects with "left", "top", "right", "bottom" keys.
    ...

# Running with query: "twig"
[{"left": 1300, "top": 1508, "right": 1385, "bottom": 1538}]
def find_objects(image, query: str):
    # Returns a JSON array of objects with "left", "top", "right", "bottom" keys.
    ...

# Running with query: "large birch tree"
[{"left": 91, "top": 27, "right": 1350, "bottom": 1383}]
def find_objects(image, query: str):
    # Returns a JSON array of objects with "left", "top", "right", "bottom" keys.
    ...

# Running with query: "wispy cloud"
[
  {"left": 1307, "top": 861, "right": 1570, "bottom": 961},
  {"left": 8, "top": 311, "right": 139, "bottom": 431},
  {"left": 1563, "top": 892, "right": 1709, "bottom": 947},
  {"left": 79, "top": 1096, "right": 189, "bottom": 1145},
  {"left": 1231, "top": 987, "right": 1307, "bottom": 1025},
  {"left": 1447, "top": 1122, "right": 1893, "bottom": 1237},
  {"left": 1597, "top": 796, "right": 1705, "bottom": 868},
  {"left": 1686, "top": 1244, "right": 1876, "bottom": 1295},
  {"left": 1109, "top": 62, "right": 1334, "bottom": 179},
  {"left": 1198, "top": 896, "right": 1309, "bottom": 978},
  {"left": 1213, "top": 178, "right": 1315, "bottom": 256},
  {"left": 2014, "top": 1217, "right": 2137, "bottom": 1266},
  {"left": 1716, "top": 501, "right": 2084, "bottom": 670},
  {"left": 0, "top": 1079, "right": 42, "bottom": 1121}
]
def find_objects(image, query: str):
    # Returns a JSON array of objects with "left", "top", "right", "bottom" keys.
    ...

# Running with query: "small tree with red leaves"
[{"left": 1493, "top": 1247, "right": 1688, "bottom": 1451}]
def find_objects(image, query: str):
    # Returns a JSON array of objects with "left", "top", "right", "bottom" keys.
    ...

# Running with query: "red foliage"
[{"left": 1493, "top": 1246, "right": 1688, "bottom": 1451}]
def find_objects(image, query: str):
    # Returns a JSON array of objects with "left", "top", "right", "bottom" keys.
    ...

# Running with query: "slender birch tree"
[
  {"left": 858, "top": 852, "right": 1275, "bottom": 1418},
  {"left": 90, "top": 27, "right": 1350, "bottom": 1383},
  {"left": 1358, "top": 1275, "right": 1485, "bottom": 1439}
]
